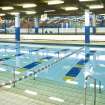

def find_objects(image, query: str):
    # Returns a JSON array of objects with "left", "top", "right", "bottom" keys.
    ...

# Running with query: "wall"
[
  {"left": 5, "top": 27, "right": 105, "bottom": 34},
  {"left": 0, "top": 34, "right": 105, "bottom": 42}
]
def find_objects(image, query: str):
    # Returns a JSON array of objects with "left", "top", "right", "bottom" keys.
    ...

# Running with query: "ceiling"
[{"left": 0, "top": 0, "right": 105, "bottom": 17}]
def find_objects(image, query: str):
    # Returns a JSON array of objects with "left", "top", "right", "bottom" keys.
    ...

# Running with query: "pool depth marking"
[{"left": 64, "top": 50, "right": 96, "bottom": 81}]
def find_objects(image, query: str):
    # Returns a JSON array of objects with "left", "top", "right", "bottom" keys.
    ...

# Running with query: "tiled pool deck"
[{"left": 0, "top": 77, "right": 105, "bottom": 105}]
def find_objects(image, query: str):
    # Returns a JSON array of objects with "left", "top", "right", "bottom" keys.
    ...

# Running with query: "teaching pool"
[{"left": 0, "top": 42, "right": 105, "bottom": 90}]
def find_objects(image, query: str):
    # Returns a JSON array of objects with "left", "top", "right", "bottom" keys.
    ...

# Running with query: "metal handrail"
[{"left": 84, "top": 75, "right": 102, "bottom": 105}]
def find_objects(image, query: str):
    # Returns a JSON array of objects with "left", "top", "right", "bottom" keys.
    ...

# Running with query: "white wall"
[
  {"left": 5, "top": 27, "right": 103, "bottom": 34},
  {"left": 20, "top": 35, "right": 84, "bottom": 41},
  {"left": 96, "top": 27, "right": 105, "bottom": 33},
  {"left": 0, "top": 34, "right": 105, "bottom": 42}
]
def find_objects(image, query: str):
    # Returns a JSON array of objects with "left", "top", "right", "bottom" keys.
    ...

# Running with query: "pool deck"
[
  {"left": 0, "top": 77, "right": 105, "bottom": 105},
  {"left": 0, "top": 39, "right": 105, "bottom": 47}
]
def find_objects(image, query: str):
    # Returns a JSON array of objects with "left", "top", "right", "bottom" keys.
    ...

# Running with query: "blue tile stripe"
[
  {"left": 17, "top": 56, "right": 53, "bottom": 72},
  {"left": 0, "top": 47, "right": 46, "bottom": 62},
  {"left": 60, "top": 49, "right": 70, "bottom": 52},
  {"left": 0, "top": 53, "right": 24, "bottom": 61},
  {"left": 66, "top": 67, "right": 80, "bottom": 77},
  {"left": 15, "top": 27, "right": 20, "bottom": 41},
  {"left": 29, "top": 47, "right": 46, "bottom": 52},
  {"left": 23, "top": 62, "right": 40, "bottom": 69},
  {"left": 85, "top": 26, "right": 90, "bottom": 43},
  {"left": 35, "top": 27, "right": 39, "bottom": 34},
  {"left": 64, "top": 50, "right": 96, "bottom": 80},
  {"left": 41, "top": 56, "right": 52, "bottom": 60},
  {"left": 55, "top": 49, "right": 70, "bottom": 54}
]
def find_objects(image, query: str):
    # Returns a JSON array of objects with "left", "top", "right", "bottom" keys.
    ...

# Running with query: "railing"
[{"left": 84, "top": 75, "right": 102, "bottom": 105}]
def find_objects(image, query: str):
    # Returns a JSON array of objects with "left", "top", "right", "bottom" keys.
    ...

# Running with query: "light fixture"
[
  {"left": 1, "top": 6, "right": 14, "bottom": 10},
  {"left": 88, "top": 4, "right": 104, "bottom": 9},
  {"left": 10, "top": 12, "right": 19, "bottom": 15},
  {"left": 0, "top": 13, "right": 5, "bottom": 16},
  {"left": 22, "top": 3, "right": 37, "bottom": 8},
  {"left": 63, "top": 7, "right": 78, "bottom": 11},
  {"left": 100, "top": 14, "right": 105, "bottom": 16},
  {"left": 79, "top": 0, "right": 95, "bottom": 2},
  {"left": 44, "top": 10, "right": 55, "bottom": 13},
  {"left": 25, "top": 11, "right": 36, "bottom": 14},
  {"left": 47, "top": 0, "right": 64, "bottom": 5}
]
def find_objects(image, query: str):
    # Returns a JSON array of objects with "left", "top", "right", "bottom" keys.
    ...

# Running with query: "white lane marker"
[
  {"left": 3, "top": 85, "right": 12, "bottom": 89},
  {"left": 90, "top": 84, "right": 104, "bottom": 89},
  {"left": 15, "top": 71, "right": 21, "bottom": 75},
  {"left": 0, "top": 68, "right": 6, "bottom": 72},
  {"left": 66, "top": 80, "right": 78, "bottom": 85},
  {"left": 99, "top": 64, "right": 105, "bottom": 67},
  {"left": 48, "top": 96, "right": 64, "bottom": 102},
  {"left": 24, "top": 90, "right": 38, "bottom": 96},
  {"left": 1, "top": 82, "right": 5, "bottom": 85}
]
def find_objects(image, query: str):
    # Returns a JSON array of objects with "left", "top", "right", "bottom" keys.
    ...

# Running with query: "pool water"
[{"left": 0, "top": 42, "right": 105, "bottom": 90}]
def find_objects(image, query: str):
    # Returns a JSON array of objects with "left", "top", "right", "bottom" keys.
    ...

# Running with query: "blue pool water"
[{"left": 0, "top": 42, "right": 105, "bottom": 90}]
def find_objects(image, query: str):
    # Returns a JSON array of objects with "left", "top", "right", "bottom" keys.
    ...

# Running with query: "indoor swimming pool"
[{"left": 0, "top": 42, "right": 105, "bottom": 90}]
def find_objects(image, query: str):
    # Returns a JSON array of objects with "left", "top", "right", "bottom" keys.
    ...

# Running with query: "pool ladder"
[{"left": 84, "top": 75, "right": 102, "bottom": 105}]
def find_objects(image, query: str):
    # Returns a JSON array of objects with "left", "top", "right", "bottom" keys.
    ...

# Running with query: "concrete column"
[
  {"left": 92, "top": 14, "right": 96, "bottom": 35},
  {"left": 4, "top": 18, "right": 7, "bottom": 34},
  {"left": 34, "top": 17, "right": 39, "bottom": 34},
  {"left": 65, "top": 22, "right": 68, "bottom": 28},
  {"left": 85, "top": 10, "right": 90, "bottom": 44},
  {"left": 15, "top": 13, "right": 20, "bottom": 41},
  {"left": 61, "top": 23, "right": 64, "bottom": 33}
]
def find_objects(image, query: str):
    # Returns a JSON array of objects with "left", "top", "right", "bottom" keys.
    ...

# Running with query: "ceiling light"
[
  {"left": 79, "top": 0, "right": 95, "bottom": 2},
  {"left": 100, "top": 14, "right": 105, "bottom": 16},
  {"left": 1, "top": 6, "right": 14, "bottom": 10},
  {"left": 22, "top": 3, "right": 37, "bottom": 8},
  {"left": 88, "top": 4, "right": 104, "bottom": 9},
  {"left": 63, "top": 7, "right": 78, "bottom": 11},
  {"left": 44, "top": 10, "right": 55, "bottom": 13},
  {"left": 10, "top": 12, "right": 19, "bottom": 15},
  {"left": 0, "top": 13, "right": 5, "bottom": 16},
  {"left": 47, "top": 0, "right": 64, "bottom": 5},
  {"left": 25, "top": 11, "right": 36, "bottom": 14}
]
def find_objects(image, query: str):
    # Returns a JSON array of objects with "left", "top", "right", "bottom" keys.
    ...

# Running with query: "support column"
[
  {"left": 4, "top": 18, "right": 7, "bottom": 34},
  {"left": 34, "top": 17, "right": 39, "bottom": 34},
  {"left": 65, "top": 22, "right": 68, "bottom": 28},
  {"left": 85, "top": 10, "right": 90, "bottom": 44},
  {"left": 61, "top": 23, "right": 64, "bottom": 34},
  {"left": 92, "top": 14, "right": 96, "bottom": 35},
  {"left": 15, "top": 13, "right": 20, "bottom": 41}
]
